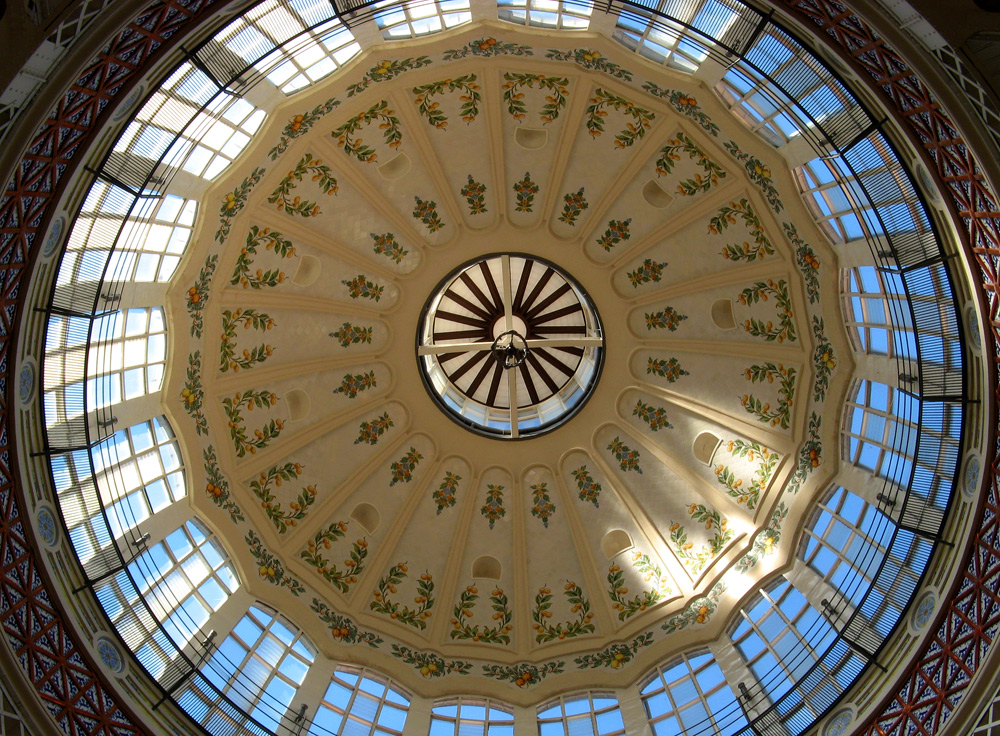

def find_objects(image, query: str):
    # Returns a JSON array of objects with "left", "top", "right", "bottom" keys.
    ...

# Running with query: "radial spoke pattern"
[{"left": 418, "top": 255, "right": 603, "bottom": 437}]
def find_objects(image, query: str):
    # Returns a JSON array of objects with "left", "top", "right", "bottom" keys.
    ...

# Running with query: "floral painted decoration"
[
  {"left": 654, "top": 131, "right": 726, "bottom": 195},
  {"left": 502, "top": 72, "right": 569, "bottom": 123},
  {"left": 724, "top": 140, "right": 782, "bottom": 212},
  {"left": 311, "top": 598, "right": 383, "bottom": 647},
  {"left": 268, "top": 97, "right": 340, "bottom": 160},
  {"left": 354, "top": 412, "right": 394, "bottom": 445},
  {"left": 607, "top": 552, "right": 669, "bottom": 620},
  {"left": 513, "top": 172, "right": 539, "bottom": 212},
  {"left": 181, "top": 351, "right": 208, "bottom": 435},
  {"left": 627, "top": 259, "right": 667, "bottom": 287},
  {"left": 433, "top": 471, "right": 461, "bottom": 514},
  {"left": 571, "top": 466, "right": 601, "bottom": 507},
  {"left": 333, "top": 371, "right": 377, "bottom": 399},
  {"left": 443, "top": 37, "right": 533, "bottom": 59},
  {"left": 268, "top": 152, "right": 338, "bottom": 217},
  {"left": 301, "top": 522, "right": 368, "bottom": 593},
  {"left": 530, "top": 482, "right": 556, "bottom": 527},
  {"left": 738, "top": 279, "right": 796, "bottom": 342},
  {"left": 662, "top": 582, "right": 727, "bottom": 632},
  {"left": 786, "top": 222, "right": 821, "bottom": 303},
  {"left": 346, "top": 57, "right": 432, "bottom": 97},
  {"left": 332, "top": 100, "right": 402, "bottom": 163},
  {"left": 451, "top": 585, "right": 512, "bottom": 644},
  {"left": 231, "top": 226, "right": 295, "bottom": 289},
  {"left": 596, "top": 218, "right": 631, "bottom": 251},
  {"left": 641, "top": 82, "right": 720, "bottom": 136},
  {"left": 246, "top": 530, "right": 305, "bottom": 595},
  {"left": 574, "top": 632, "right": 654, "bottom": 669},
  {"left": 669, "top": 505, "right": 733, "bottom": 574},
  {"left": 203, "top": 446, "right": 243, "bottom": 522},
  {"left": 481, "top": 484, "right": 506, "bottom": 528},
  {"left": 607, "top": 436, "right": 642, "bottom": 473},
  {"left": 715, "top": 440, "right": 777, "bottom": 509},
  {"left": 482, "top": 661, "right": 564, "bottom": 688},
  {"left": 545, "top": 48, "right": 632, "bottom": 80},
  {"left": 186, "top": 255, "right": 216, "bottom": 338},
  {"left": 250, "top": 462, "right": 316, "bottom": 534},
  {"left": 787, "top": 413, "right": 822, "bottom": 493},
  {"left": 558, "top": 188, "right": 588, "bottom": 225},
  {"left": 711, "top": 199, "right": 773, "bottom": 262},
  {"left": 736, "top": 502, "right": 788, "bottom": 572},
  {"left": 389, "top": 448, "right": 423, "bottom": 486},
  {"left": 222, "top": 389, "right": 282, "bottom": 457},
  {"left": 217, "top": 167, "right": 264, "bottom": 244},
  {"left": 370, "top": 564, "right": 434, "bottom": 629},
  {"left": 585, "top": 89, "right": 655, "bottom": 147},
  {"left": 633, "top": 399, "right": 672, "bottom": 431},
  {"left": 330, "top": 322, "right": 373, "bottom": 348},
  {"left": 811, "top": 316, "right": 836, "bottom": 401},
  {"left": 741, "top": 362, "right": 796, "bottom": 429},
  {"left": 461, "top": 175, "right": 487, "bottom": 214},
  {"left": 391, "top": 644, "right": 472, "bottom": 677},
  {"left": 371, "top": 232, "right": 407, "bottom": 264},
  {"left": 532, "top": 582, "right": 595, "bottom": 643},
  {"left": 412, "top": 197, "right": 445, "bottom": 233},
  {"left": 646, "top": 357, "right": 688, "bottom": 382},
  {"left": 412, "top": 74, "right": 481, "bottom": 128},
  {"left": 342, "top": 274, "right": 384, "bottom": 302},
  {"left": 219, "top": 308, "right": 274, "bottom": 373},
  {"left": 644, "top": 307, "right": 687, "bottom": 331}
]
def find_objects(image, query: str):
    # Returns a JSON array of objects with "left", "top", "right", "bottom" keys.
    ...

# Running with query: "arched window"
[
  {"left": 729, "top": 579, "right": 864, "bottom": 722},
  {"left": 800, "top": 486, "right": 932, "bottom": 636},
  {"left": 537, "top": 692, "right": 625, "bottom": 735},
  {"left": 87, "top": 306, "right": 167, "bottom": 408},
  {"left": 308, "top": 667, "right": 410, "bottom": 735},
  {"left": 95, "top": 518, "right": 239, "bottom": 679},
  {"left": 841, "top": 265, "right": 915, "bottom": 356},
  {"left": 497, "top": 0, "right": 591, "bottom": 30},
  {"left": 188, "top": 605, "right": 316, "bottom": 734},
  {"left": 375, "top": 0, "right": 472, "bottom": 38},
  {"left": 214, "top": 1, "right": 361, "bottom": 95},
  {"left": 429, "top": 697, "right": 514, "bottom": 735},
  {"left": 52, "top": 416, "right": 185, "bottom": 568},
  {"left": 641, "top": 650, "right": 748, "bottom": 736},
  {"left": 842, "top": 379, "right": 917, "bottom": 483}
]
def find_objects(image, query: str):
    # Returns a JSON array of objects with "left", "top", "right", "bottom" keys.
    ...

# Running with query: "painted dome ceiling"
[{"left": 169, "top": 24, "right": 850, "bottom": 699}]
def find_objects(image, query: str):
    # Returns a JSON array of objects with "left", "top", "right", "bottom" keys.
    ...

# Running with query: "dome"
[{"left": 0, "top": 1, "right": 994, "bottom": 735}]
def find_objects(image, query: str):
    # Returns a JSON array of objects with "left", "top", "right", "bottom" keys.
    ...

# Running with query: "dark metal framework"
[{"left": 0, "top": 0, "right": 991, "bottom": 735}]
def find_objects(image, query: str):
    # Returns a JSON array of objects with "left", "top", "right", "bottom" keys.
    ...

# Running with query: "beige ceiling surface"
[{"left": 168, "top": 24, "right": 851, "bottom": 699}]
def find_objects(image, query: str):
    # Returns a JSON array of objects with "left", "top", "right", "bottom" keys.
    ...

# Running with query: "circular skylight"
[{"left": 416, "top": 254, "right": 604, "bottom": 438}]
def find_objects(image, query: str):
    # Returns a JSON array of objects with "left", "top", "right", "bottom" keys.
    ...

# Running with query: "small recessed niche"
[
  {"left": 693, "top": 431, "right": 722, "bottom": 465},
  {"left": 293, "top": 255, "right": 321, "bottom": 287},
  {"left": 378, "top": 152, "right": 410, "bottom": 180},
  {"left": 284, "top": 389, "right": 310, "bottom": 422},
  {"left": 711, "top": 299, "right": 737, "bottom": 330},
  {"left": 515, "top": 127, "right": 548, "bottom": 150},
  {"left": 351, "top": 503, "right": 380, "bottom": 534},
  {"left": 472, "top": 556, "right": 502, "bottom": 580},
  {"left": 642, "top": 179, "right": 673, "bottom": 208},
  {"left": 601, "top": 529, "right": 633, "bottom": 559}
]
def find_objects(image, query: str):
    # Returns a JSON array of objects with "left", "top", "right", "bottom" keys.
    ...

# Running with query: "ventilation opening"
[
  {"left": 472, "top": 556, "right": 502, "bottom": 580},
  {"left": 693, "top": 431, "right": 722, "bottom": 465},
  {"left": 285, "top": 389, "right": 310, "bottom": 421},
  {"left": 351, "top": 503, "right": 380, "bottom": 533},
  {"left": 515, "top": 127, "right": 548, "bottom": 150},
  {"left": 711, "top": 299, "right": 736, "bottom": 330},
  {"left": 642, "top": 179, "right": 673, "bottom": 208},
  {"left": 293, "top": 255, "right": 321, "bottom": 286},
  {"left": 378, "top": 152, "right": 410, "bottom": 180},
  {"left": 601, "top": 529, "right": 633, "bottom": 559}
]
